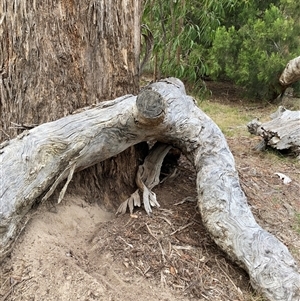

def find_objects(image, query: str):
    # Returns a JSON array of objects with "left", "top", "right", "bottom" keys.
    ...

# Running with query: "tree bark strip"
[{"left": 0, "top": 78, "right": 299, "bottom": 301}]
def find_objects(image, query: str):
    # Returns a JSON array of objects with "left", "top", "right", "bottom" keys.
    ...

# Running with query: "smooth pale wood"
[
  {"left": 0, "top": 78, "right": 299, "bottom": 301},
  {"left": 247, "top": 106, "right": 300, "bottom": 156},
  {"left": 116, "top": 142, "right": 172, "bottom": 215},
  {"left": 279, "top": 56, "right": 300, "bottom": 86}
]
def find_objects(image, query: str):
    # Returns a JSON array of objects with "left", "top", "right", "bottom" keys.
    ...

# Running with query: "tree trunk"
[
  {"left": 1, "top": 78, "right": 299, "bottom": 301},
  {"left": 0, "top": 0, "right": 143, "bottom": 207},
  {"left": 279, "top": 55, "right": 300, "bottom": 86}
]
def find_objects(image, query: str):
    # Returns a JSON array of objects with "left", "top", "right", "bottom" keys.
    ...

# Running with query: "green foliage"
[
  {"left": 142, "top": 0, "right": 233, "bottom": 84},
  {"left": 207, "top": 1, "right": 300, "bottom": 99},
  {"left": 142, "top": 0, "right": 300, "bottom": 101}
]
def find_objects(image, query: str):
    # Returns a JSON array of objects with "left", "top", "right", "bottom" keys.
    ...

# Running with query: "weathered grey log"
[
  {"left": 247, "top": 106, "right": 300, "bottom": 157},
  {"left": 0, "top": 78, "right": 299, "bottom": 301}
]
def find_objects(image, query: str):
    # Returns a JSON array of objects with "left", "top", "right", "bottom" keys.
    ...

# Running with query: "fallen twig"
[
  {"left": 1, "top": 277, "right": 32, "bottom": 301},
  {"left": 145, "top": 223, "right": 166, "bottom": 263},
  {"left": 174, "top": 196, "right": 196, "bottom": 206},
  {"left": 170, "top": 222, "right": 194, "bottom": 236},
  {"left": 118, "top": 236, "right": 133, "bottom": 249}
]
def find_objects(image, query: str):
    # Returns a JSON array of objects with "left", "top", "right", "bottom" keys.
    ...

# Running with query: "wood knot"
[{"left": 135, "top": 88, "right": 165, "bottom": 126}]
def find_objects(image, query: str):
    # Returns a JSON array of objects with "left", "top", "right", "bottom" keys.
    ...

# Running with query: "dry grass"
[{"left": 197, "top": 100, "right": 255, "bottom": 137}]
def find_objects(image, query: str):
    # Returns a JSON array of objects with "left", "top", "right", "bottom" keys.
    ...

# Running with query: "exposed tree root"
[{"left": 116, "top": 142, "right": 172, "bottom": 214}]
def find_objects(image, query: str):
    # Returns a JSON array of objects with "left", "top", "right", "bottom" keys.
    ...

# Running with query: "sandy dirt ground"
[
  {"left": 0, "top": 194, "right": 193, "bottom": 301},
  {"left": 1, "top": 83, "right": 299, "bottom": 301}
]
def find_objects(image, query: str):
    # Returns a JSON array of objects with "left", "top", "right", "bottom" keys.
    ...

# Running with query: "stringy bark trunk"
[
  {"left": 0, "top": 0, "right": 140, "bottom": 140},
  {"left": 0, "top": 78, "right": 299, "bottom": 301}
]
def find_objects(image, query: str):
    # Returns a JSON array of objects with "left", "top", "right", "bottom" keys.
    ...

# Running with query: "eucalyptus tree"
[
  {"left": 142, "top": 0, "right": 300, "bottom": 99},
  {"left": 142, "top": 0, "right": 236, "bottom": 85}
]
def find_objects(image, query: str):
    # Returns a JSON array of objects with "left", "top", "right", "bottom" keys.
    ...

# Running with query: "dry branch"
[{"left": 0, "top": 78, "right": 299, "bottom": 301}]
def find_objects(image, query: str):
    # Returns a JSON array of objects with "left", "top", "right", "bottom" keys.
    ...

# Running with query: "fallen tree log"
[
  {"left": 0, "top": 78, "right": 299, "bottom": 301},
  {"left": 247, "top": 106, "right": 300, "bottom": 157}
]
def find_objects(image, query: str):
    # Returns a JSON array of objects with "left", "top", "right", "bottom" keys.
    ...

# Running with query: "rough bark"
[
  {"left": 247, "top": 106, "right": 300, "bottom": 156},
  {"left": 0, "top": 0, "right": 140, "bottom": 140},
  {"left": 279, "top": 55, "right": 300, "bottom": 86},
  {"left": 1, "top": 78, "right": 299, "bottom": 301},
  {"left": 0, "top": 0, "right": 142, "bottom": 207}
]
